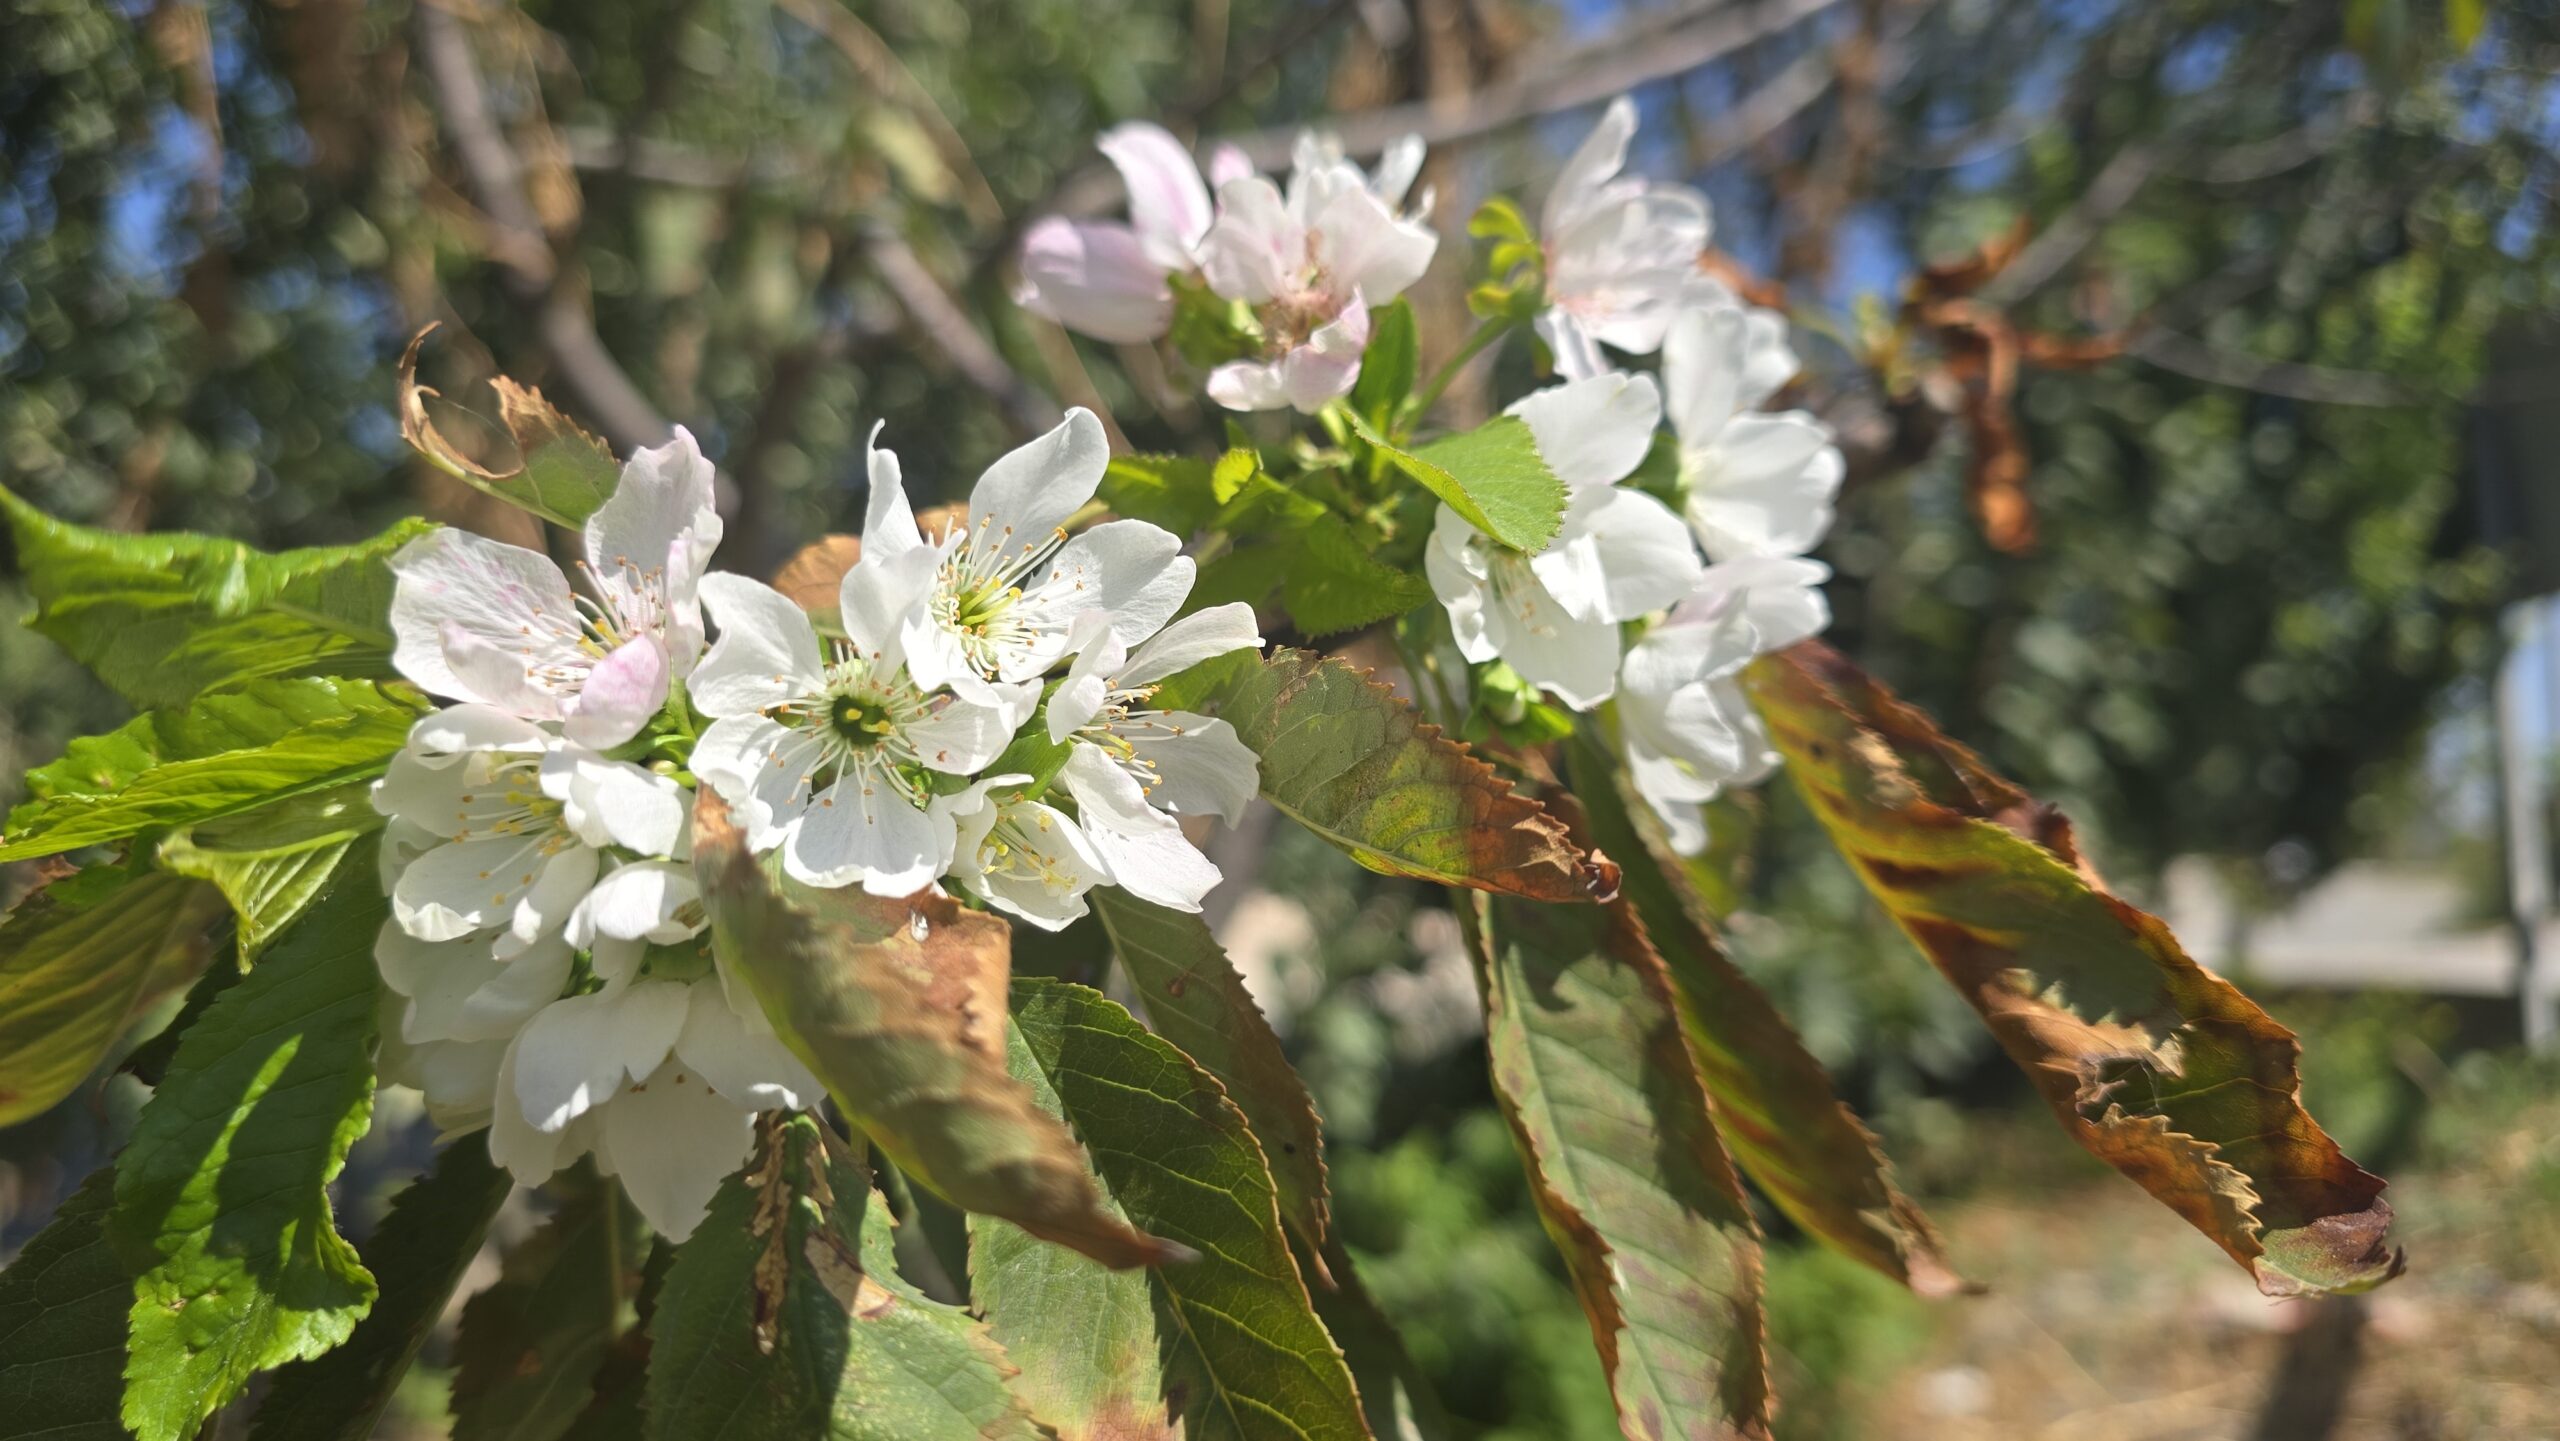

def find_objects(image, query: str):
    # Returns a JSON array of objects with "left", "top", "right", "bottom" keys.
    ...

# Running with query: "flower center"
[
  {"left": 934, "top": 516, "right": 1069, "bottom": 673},
  {"left": 1481, "top": 544, "right": 1560, "bottom": 636},
  {"left": 828, "top": 692, "right": 897, "bottom": 749}
]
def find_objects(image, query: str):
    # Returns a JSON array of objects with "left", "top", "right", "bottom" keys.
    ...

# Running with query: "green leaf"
[
  {"left": 401, "top": 331, "right": 621, "bottom": 529},
  {"left": 1350, "top": 300, "right": 1418, "bottom": 427},
  {"left": 1091, "top": 889, "right": 1331, "bottom": 1251},
  {"left": 1466, "top": 196, "right": 1531, "bottom": 244},
  {"left": 645, "top": 1115, "right": 1045, "bottom": 1441},
  {"left": 0, "top": 484, "right": 430, "bottom": 709},
  {"left": 694, "top": 794, "right": 1180, "bottom": 1269},
  {"left": 111, "top": 845, "right": 385, "bottom": 1441},
  {"left": 1279, "top": 515, "right": 1435, "bottom": 638},
  {"left": 0, "top": 1167, "right": 132, "bottom": 1439},
  {"left": 250, "top": 1142, "right": 513, "bottom": 1441},
  {"left": 0, "top": 867, "right": 229, "bottom": 1128},
  {"left": 1211, "top": 447, "right": 1260, "bottom": 504},
  {"left": 0, "top": 678, "right": 422, "bottom": 862},
  {"left": 1346, "top": 411, "right": 1564, "bottom": 554},
  {"left": 973, "top": 979, "right": 1370, "bottom": 1441},
  {"left": 1170, "top": 648, "right": 1606, "bottom": 901},
  {"left": 451, "top": 1169, "right": 648, "bottom": 1441},
  {"left": 159, "top": 780, "right": 380, "bottom": 958},
  {"left": 1746, "top": 642, "right": 2405, "bottom": 1297},
  {"left": 1463, "top": 892, "right": 1773, "bottom": 1441},
  {"left": 1100, "top": 455, "right": 1220, "bottom": 537},
  {"left": 1566, "top": 730, "right": 1962, "bottom": 1296}
]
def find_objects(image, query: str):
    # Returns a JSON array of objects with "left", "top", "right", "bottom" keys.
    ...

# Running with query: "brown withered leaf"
[
  {"left": 398, "top": 324, "right": 620, "bottom": 529},
  {"left": 1168, "top": 648, "right": 1615, "bottom": 902},
  {"left": 1745, "top": 642, "right": 2403, "bottom": 1297},
  {"left": 771, "top": 534, "right": 862, "bottom": 613},
  {"left": 693, "top": 792, "right": 1182, "bottom": 1270},
  {"left": 1560, "top": 739, "right": 1965, "bottom": 1298}
]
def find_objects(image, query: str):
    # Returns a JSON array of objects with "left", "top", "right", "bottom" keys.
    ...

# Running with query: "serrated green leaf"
[
  {"left": 111, "top": 846, "right": 385, "bottom": 1441},
  {"left": 1091, "top": 890, "right": 1330, "bottom": 1251},
  {"left": 973, "top": 979, "right": 1369, "bottom": 1441},
  {"left": 159, "top": 780, "right": 379, "bottom": 958},
  {"left": 1351, "top": 301, "right": 1417, "bottom": 427},
  {"left": 1169, "top": 649, "right": 1602, "bottom": 901},
  {"left": 249, "top": 1141, "right": 512, "bottom": 1441},
  {"left": 0, "top": 678, "right": 422, "bottom": 862},
  {"left": 0, "top": 1167, "right": 132, "bottom": 1439},
  {"left": 0, "top": 867, "right": 229, "bottom": 1128},
  {"left": 1566, "top": 731, "right": 1961, "bottom": 1297},
  {"left": 451, "top": 1169, "right": 648, "bottom": 1441},
  {"left": 694, "top": 794, "right": 1178, "bottom": 1269},
  {"left": 0, "top": 484, "right": 429, "bottom": 709},
  {"left": 1101, "top": 455, "right": 1220, "bottom": 537},
  {"left": 646, "top": 1115, "right": 1045, "bottom": 1441},
  {"left": 1345, "top": 411, "right": 1563, "bottom": 554},
  {"left": 1463, "top": 891, "right": 1773, "bottom": 1441},
  {"left": 401, "top": 334, "right": 620, "bottom": 529},
  {"left": 1280, "top": 516, "right": 1435, "bottom": 638},
  {"left": 1747, "top": 642, "right": 2404, "bottom": 1297}
]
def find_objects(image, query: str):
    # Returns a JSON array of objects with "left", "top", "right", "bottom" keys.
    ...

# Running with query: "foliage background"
[{"left": 4, "top": 0, "right": 2558, "bottom": 1435}]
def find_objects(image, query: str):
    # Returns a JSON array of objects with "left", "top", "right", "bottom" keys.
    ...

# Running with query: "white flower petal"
[
  {"left": 785, "top": 775, "right": 948, "bottom": 897},
  {"left": 560, "top": 635, "right": 666, "bottom": 749},
  {"left": 674, "top": 980, "right": 820, "bottom": 1113},
  {"left": 510, "top": 981, "right": 691, "bottom": 1133},
  {"left": 1200, "top": 175, "right": 1302, "bottom": 304},
  {"left": 583, "top": 426, "right": 722, "bottom": 672},
  {"left": 1506, "top": 372, "right": 1662, "bottom": 490},
  {"left": 1126, "top": 716, "right": 1258, "bottom": 826},
  {"left": 1663, "top": 305, "right": 1747, "bottom": 445},
  {"left": 1277, "top": 299, "right": 1370, "bottom": 413},
  {"left": 1529, "top": 486, "right": 1702, "bottom": 624},
  {"left": 1014, "top": 217, "right": 1174, "bottom": 343},
  {"left": 387, "top": 528, "right": 581, "bottom": 711},
  {"left": 902, "top": 693, "right": 1023, "bottom": 775},
  {"left": 1205, "top": 357, "right": 1292, "bottom": 412},
  {"left": 596, "top": 1055, "right": 757, "bottom": 1241},
  {"left": 693, "top": 572, "right": 826, "bottom": 717},
  {"left": 569, "top": 860, "right": 701, "bottom": 947},
  {"left": 1098, "top": 121, "right": 1214, "bottom": 265},
  {"left": 1117, "top": 602, "right": 1262, "bottom": 687},
  {"left": 838, "top": 543, "right": 941, "bottom": 667},
  {"left": 1062, "top": 744, "right": 1221, "bottom": 911},
  {"left": 863, "top": 422, "right": 926, "bottom": 560},
  {"left": 968, "top": 409, "right": 1111, "bottom": 548},
  {"left": 1309, "top": 184, "right": 1437, "bottom": 303}
]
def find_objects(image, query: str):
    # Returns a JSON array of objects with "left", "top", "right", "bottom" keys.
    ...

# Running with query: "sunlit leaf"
[
  {"left": 110, "top": 848, "right": 384, "bottom": 1441},
  {"left": 250, "top": 1141, "right": 512, "bottom": 1441},
  {"left": 0, "top": 485, "right": 429, "bottom": 709},
  {"left": 1164, "top": 648, "right": 1611, "bottom": 901},
  {"left": 400, "top": 327, "right": 621, "bottom": 529},
  {"left": 694, "top": 792, "right": 1179, "bottom": 1269},
  {"left": 158, "top": 780, "right": 379, "bottom": 957},
  {"left": 972, "top": 979, "right": 1371, "bottom": 1441},
  {"left": 1567, "top": 731, "right": 1962, "bottom": 1296},
  {"left": 1463, "top": 891, "right": 1773, "bottom": 1441},
  {"left": 1746, "top": 641, "right": 2404, "bottom": 1297},
  {"left": 1091, "top": 889, "right": 1330, "bottom": 1249},
  {"left": 0, "top": 678, "right": 422, "bottom": 862},
  {"left": 645, "top": 1114, "right": 1045, "bottom": 1441},
  {"left": 1351, "top": 300, "right": 1418, "bottom": 428},
  {"left": 0, "top": 866, "right": 228, "bottom": 1128},
  {"left": 1345, "top": 410, "right": 1563, "bottom": 553}
]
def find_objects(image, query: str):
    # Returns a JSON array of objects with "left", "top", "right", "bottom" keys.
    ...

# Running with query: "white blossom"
[
  {"left": 389, "top": 431, "right": 721, "bottom": 748},
  {"left": 370, "top": 706, "right": 684, "bottom": 952},
  {"left": 1198, "top": 138, "right": 1438, "bottom": 412},
  {"left": 935, "top": 775, "right": 1111, "bottom": 931},
  {"left": 1619, "top": 556, "right": 1830, "bottom": 852},
  {"left": 687, "top": 561, "right": 1029, "bottom": 897},
  {"left": 1425, "top": 372, "right": 1700, "bottom": 708},
  {"left": 863, "top": 410, "right": 1192, "bottom": 705},
  {"left": 1662, "top": 303, "right": 1841, "bottom": 561},
  {"left": 1538, "top": 98, "right": 1714, "bottom": 381},
  {"left": 1014, "top": 122, "right": 1216, "bottom": 343}
]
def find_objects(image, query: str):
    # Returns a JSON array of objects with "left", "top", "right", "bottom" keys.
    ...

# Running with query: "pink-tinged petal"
[
  {"left": 1278, "top": 299, "right": 1369, "bottom": 413},
  {"left": 1545, "top": 96, "right": 1638, "bottom": 235},
  {"left": 561, "top": 635, "right": 666, "bottom": 749},
  {"left": 1200, "top": 175, "right": 1302, "bottom": 304},
  {"left": 389, "top": 528, "right": 582, "bottom": 706},
  {"left": 440, "top": 623, "right": 563, "bottom": 722},
  {"left": 1098, "top": 121, "right": 1214, "bottom": 264},
  {"left": 1309, "top": 184, "right": 1437, "bottom": 304},
  {"left": 1014, "top": 217, "right": 1175, "bottom": 344},
  {"left": 1207, "top": 143, "right": 1254, "bottom": 189}
]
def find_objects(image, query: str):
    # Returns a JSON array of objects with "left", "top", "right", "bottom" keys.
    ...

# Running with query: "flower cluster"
[
  {"left": 1434, "top": 103, "right": 1842, "bottom": 851},
  {"left": 372, "top": 415, "right": 1260, "bottom": 1237},
  {"left": 1016, "top": 124, "right": 1438, "bottom": 414}
]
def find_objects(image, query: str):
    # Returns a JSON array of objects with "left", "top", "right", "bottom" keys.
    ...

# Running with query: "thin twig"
[{"left": 861, "top": 224, "right": 1059, "bottom": 439}]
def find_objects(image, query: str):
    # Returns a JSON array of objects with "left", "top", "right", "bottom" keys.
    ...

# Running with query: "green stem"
[{"left": 1407, "top": 315, "right": 1516, "bottom": 427}]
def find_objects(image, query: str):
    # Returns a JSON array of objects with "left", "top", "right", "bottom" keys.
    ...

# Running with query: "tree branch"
[
  {"left": 414, "top": 1, "right": 674, "bottom": 454},
  {"left": 862, "top": 224, "right": 1059, "bottom": 440}
]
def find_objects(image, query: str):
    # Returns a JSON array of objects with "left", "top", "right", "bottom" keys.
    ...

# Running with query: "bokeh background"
[{"left": 5, "top": 0, "right": 2560, "bottom": 1436}]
